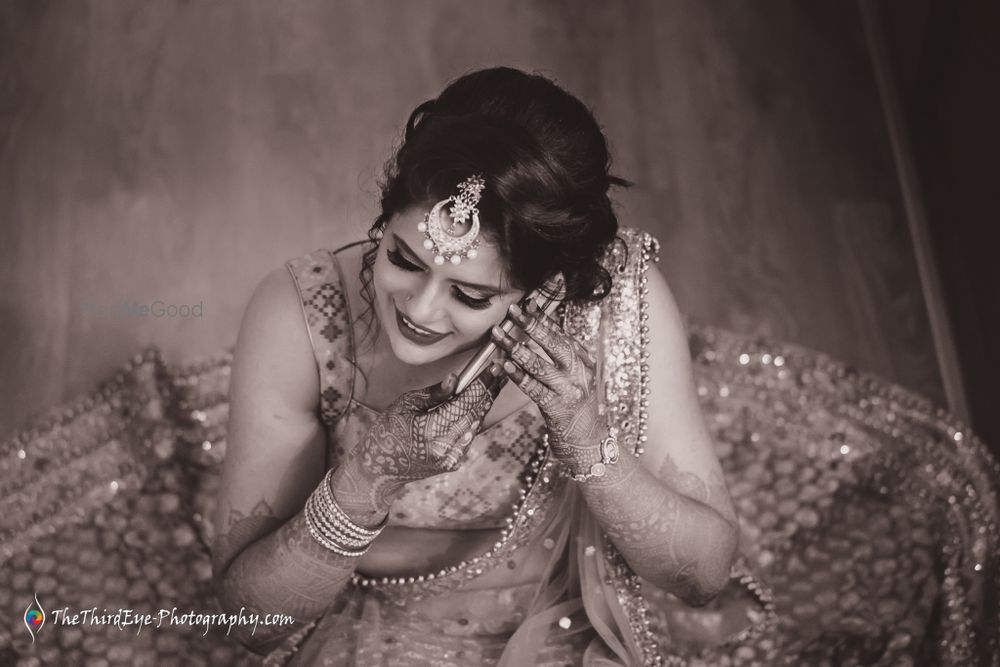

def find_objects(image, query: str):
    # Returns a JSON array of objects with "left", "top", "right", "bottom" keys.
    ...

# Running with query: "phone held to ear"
[{"left": 450, "top": 273, "right": 566, "bottom": 398}]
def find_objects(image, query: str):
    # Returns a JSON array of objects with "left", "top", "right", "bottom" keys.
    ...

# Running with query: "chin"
[{"left": 386, "top": 331, "right": 449, "bottom": 366}]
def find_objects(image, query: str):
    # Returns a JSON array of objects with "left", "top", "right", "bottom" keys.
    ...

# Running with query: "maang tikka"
[{"left": 417, "top": 174, "right": 485, "bottom": 265}]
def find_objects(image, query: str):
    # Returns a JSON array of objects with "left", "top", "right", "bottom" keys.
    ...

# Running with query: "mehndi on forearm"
[
  {"left": 213, "top": 482, "right": 368, "bottom": 654},
  {"left": 578, "top": 453, "right": 739, "bottom": 606}
]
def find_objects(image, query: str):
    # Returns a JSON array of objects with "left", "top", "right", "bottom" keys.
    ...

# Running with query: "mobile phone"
[{"left": 451, "top": 273, "right": 566, "bottom": 397}]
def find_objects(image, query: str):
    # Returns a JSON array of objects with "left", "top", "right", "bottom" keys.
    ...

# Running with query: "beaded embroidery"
[
  {"left": 2, "top": 228, "right": 998, "bottom": 665},
  {"left": 347, "top": 226, "right": 659, "bottom": 598}
]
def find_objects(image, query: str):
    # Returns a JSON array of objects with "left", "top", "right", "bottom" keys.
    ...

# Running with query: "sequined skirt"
[
  {"left": 270, "top": 582, "right": 592, "bottom": 667},
  {"left": 2, "top": 326, "right": 998, "bottom": 665}
]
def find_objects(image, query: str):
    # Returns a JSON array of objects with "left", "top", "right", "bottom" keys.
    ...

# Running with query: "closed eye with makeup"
[{"left": 386, "top": 245, "right": 494, "bottom": 310}]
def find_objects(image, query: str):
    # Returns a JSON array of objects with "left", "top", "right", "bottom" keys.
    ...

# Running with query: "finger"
[
  {"left": 527, "top": 309, "right": 597, "bottom": 372},
  {"left": 395, "top": 384, "right": 442, "bottom": 413},
  {"left": 449, "top": 376, "right": 506, "bottom": 440},
  {"left": 427, "top": 434, "right": 454, "bottom": 463},
  {"left": 575, "top": 342, "right": 598, "bottom": 370},
  {"left": 464, "top": 357, "right": 506, "bottom": 401},
  {"left": 439, "top": 407, "right": 487, "bottom": 470},
  {"left": 502, "top": 359, "right": 555, "bottom": 406},
  {"left": 440, "top": 436, "right": 471, "bottom": 471},
  {"left": 432, "top": 362, "right": 499, "bottom": 438},
  {"left": 428, "top": 361, "right": 501, "bottom": 411},
  {"left": 510, "top": 304, "right": 578, "bottom": 370},
  {"left": 491, "top": 325, "right": 560, "bottom": 389},
  {"left": 410, "top": 371, "right": 459, "bottom": 410},
  {"left": 427, "top": 372, "right": 459, "bottom": 405},
  {"left": 509, "top": 341, "right": 560, "bottom": 391}
]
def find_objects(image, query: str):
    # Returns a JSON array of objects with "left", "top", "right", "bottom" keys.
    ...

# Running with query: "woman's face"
[{"left": 373, "top": 207, "right": 525, "bottom": 366}]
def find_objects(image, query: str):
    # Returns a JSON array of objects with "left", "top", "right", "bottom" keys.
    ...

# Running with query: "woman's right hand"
[{"left": 330, "top": 363, "right": 507, "bottom": 526}]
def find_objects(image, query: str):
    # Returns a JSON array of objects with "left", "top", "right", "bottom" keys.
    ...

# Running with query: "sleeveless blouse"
[
  {"left": 284, "top": 247, "right": 545, "bottom": 530},
  {"left": 4, "top": 225, "right": 996, "bottom": 666}
]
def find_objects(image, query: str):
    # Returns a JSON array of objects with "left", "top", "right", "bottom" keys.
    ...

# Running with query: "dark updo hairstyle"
[{"left": 357, "top": 66, "right": 632, "bottom": 352}]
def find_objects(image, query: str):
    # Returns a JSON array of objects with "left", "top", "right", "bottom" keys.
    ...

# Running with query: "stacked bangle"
[{"left": 304, "top": 469, "right": 387, "bottom": 557}]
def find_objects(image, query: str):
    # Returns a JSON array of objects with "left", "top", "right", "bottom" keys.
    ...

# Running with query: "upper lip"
[{"left": 395, "top": 307, "right": 445, "bottom": 336}]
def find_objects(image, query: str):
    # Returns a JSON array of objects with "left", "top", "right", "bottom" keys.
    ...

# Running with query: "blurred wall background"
[
  {"left": 877, "top": 0, "right": 1000, "bottom": 451},
  {"left": 1, "top": 1, "right": 948, "bottom": 441}
]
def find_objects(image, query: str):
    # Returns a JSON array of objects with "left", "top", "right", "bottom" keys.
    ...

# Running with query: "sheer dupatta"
[
  {"left": 497, "top": 227, "right": 774, "bottom": 666},
  {"left": 264, "top": 226, "right": 773, "bottom": 666}
]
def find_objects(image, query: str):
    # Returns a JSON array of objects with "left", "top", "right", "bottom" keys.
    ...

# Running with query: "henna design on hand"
[
  {"left": 331, "top": 365, "right": 505, "bottom": 523},
  {"left": 492, "top": 304, "right": 738, "bottom": 605},
  {"left": 492, "top": 304, "right": 603, "bottom": 472}
]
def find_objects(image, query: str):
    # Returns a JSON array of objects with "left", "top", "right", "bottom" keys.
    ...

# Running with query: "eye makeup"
[{"left": 386, "top": 247, "right": 494, "bottom": 310}]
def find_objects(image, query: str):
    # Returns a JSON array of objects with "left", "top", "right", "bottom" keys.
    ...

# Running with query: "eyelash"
[{"left": 386, "top": 248, "right": 494, "bottom": 310}]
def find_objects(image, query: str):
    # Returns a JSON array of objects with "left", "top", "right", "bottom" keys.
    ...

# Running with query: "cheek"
[
  {"left": 372, "top": 256, "right": 409, "bottom": 295},
  {"left": 450, "top": 308, "right": 502, "bottom": 339}
]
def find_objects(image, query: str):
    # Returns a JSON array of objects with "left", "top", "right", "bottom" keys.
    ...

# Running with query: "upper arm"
[
  {"left": 636, "top": 263, "right": 737, "bottom": 524},
  {"left": 211, "top": 264, "right": 328, "bottom": 580}
]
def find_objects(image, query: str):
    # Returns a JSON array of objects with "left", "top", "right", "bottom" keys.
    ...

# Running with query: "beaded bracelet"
[
  {"left": 567, "top": 433, "right": 620, "bottom": 483},
  {"left": 304, "top": 469, "right": 387, "bottom": 557}
]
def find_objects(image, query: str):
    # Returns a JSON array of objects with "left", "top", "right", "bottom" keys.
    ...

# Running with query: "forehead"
[{"left": 388, "top": 208, "right": 512, "bottom": 292}]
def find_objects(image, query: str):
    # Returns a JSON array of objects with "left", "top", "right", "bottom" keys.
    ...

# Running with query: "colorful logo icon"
[{"left": 24, "top": 593, "right": 45, "bottom": 643}]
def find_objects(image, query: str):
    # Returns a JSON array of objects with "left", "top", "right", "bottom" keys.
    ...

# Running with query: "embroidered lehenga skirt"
[{"left": 1, "top": 227, "right": 998, "bottom": 665}]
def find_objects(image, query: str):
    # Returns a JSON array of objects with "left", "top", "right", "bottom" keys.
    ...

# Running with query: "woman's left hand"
[{"left": 490, "top": 302, "right": 605, "bottom": 470}]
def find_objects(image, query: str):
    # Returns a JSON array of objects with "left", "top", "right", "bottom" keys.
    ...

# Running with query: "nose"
[{"left": 403, "top": 281, "right": 446, "bottom": 328}]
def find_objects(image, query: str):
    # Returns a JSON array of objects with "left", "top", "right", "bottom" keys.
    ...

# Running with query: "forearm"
[
  {"left": 214, "top": 502, "right": 360, "bottom": 654},
  {"left": 214, "top": 458, "right": 393, "bottom": 655},
  {"left": 577, "top": 453, "right": 739, "bottom": 606}
]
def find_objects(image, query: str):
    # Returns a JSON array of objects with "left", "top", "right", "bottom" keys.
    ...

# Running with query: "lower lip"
[{"left": 394, "top": 307, "right": 448, "bottom": 345}]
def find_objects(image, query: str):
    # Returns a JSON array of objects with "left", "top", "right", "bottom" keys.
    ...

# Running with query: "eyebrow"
[{"left": 393, "top": 234, "right": 508, "bottom": 295}]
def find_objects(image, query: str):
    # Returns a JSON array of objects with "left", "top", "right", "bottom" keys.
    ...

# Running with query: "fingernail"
[
  {"left": 489, "top": 363, "right": 503, "bottom": 376},
  {"left": 508, "top": 304, "right": 521, "bottom": 317},
  {"left": 503, "top": 361, "right": 517, "bottom": 373},
  {"left": 526, "top": 300, "right": 538, "bottom": 314},
  {"left": 491, "top": 325, "right": 502, "bottom": 337}
]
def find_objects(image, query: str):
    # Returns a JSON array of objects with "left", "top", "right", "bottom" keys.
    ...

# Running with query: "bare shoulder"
[{"left": 232, "top": 264, "right": 321, "bottom": 412}]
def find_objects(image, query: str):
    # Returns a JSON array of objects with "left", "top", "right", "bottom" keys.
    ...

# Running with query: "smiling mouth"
[{"left": 394, "top": 305, "right": 447, "bottom": 341}]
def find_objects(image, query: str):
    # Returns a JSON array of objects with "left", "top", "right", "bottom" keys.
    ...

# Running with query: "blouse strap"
[{"left": 284, "top": 249, "right": 356, "bottom": 428}]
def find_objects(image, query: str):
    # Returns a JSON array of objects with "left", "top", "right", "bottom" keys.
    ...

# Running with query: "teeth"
[{"left": 402, "top": 314, "right": 435, "bottom": 336}]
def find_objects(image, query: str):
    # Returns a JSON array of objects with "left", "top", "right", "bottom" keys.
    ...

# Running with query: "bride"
[{"left": 210, "top": 66, "right": 738, "bottom": 666}]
